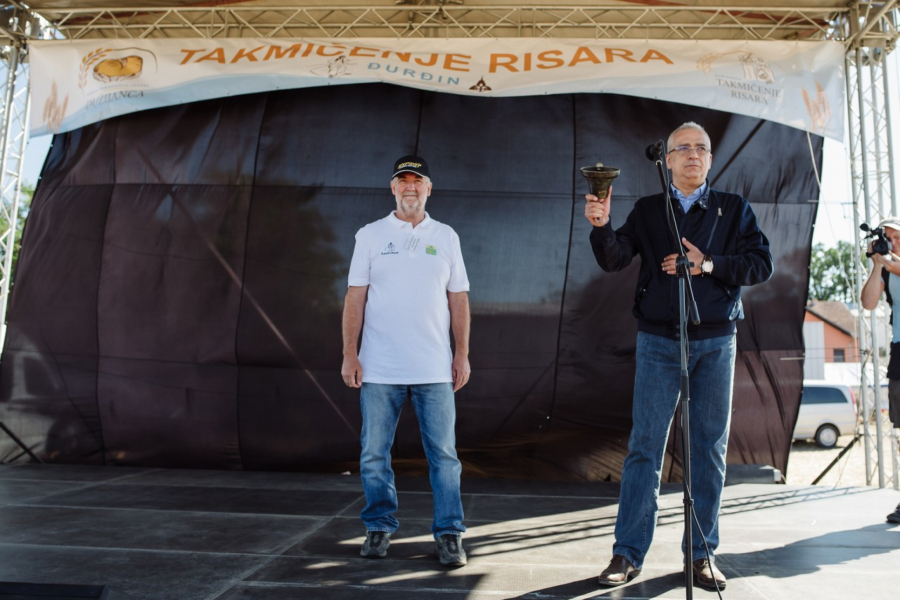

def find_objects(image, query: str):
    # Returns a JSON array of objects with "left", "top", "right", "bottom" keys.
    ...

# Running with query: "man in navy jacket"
[{"left": 585, "top": 122, "right": 773, "bottom": 591}]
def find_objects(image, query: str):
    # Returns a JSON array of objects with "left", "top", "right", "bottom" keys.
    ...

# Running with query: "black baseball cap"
[{"left": 392, "top": 155, "right": 430, "bottom": 179}]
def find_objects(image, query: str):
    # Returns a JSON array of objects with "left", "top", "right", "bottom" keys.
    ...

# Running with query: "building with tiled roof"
[{"left": 805, "top": 300, "right": 859, "bottom": 364}]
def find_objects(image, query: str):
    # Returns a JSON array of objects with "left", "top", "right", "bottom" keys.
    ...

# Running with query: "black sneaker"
[
  {"left": 360, "top": 531, "right": 391, "bottom": 558},
  {"left": 887, "top": 504, "right": 900, "bottom": 524},
  {"left": 435, "top": 533, "right": 467, "bottom": 567}
]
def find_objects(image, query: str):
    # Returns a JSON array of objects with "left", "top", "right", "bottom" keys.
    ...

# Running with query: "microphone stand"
[{"left": 649, "top": 145, "right": 700, "bottom": 599}]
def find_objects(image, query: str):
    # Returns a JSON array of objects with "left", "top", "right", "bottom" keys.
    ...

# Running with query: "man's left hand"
[
  {"left": 662, "top": 238, "right": 704, "bottom": 276},
  {"left": 874, "top": 251, "right": 900, "bottom": 276},
  {"left": 452, "top": 354, "right": 471, "bottom": 392}
]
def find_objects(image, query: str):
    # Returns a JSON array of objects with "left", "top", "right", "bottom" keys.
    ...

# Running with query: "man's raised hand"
[{"left": 584, "top": 187, "right": 612, "bottom": 227}]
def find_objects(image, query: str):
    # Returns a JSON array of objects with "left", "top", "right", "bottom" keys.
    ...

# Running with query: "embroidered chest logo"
[
  {"left": 381, "top": 242, "right": 399, "bottom": 255},
  {"left": 426, "top": 245, "right": 437, "bottom": 255}
]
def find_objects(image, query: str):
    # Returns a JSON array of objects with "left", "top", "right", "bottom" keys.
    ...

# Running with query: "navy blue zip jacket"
[{"left": 589, "top": 184, "right": 773, "bottom": 340}]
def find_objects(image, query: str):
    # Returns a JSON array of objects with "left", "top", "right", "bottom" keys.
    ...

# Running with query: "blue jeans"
[
  {"left": 613, "top": 331, "right": 735, "bottom": 569},
  {"left": 359, "top": 382, "right": 465, "bottom": 538}
]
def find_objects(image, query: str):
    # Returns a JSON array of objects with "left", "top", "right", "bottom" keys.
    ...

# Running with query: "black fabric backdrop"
[{"left": 0, "top": 84, "right": 816, "bottom": 480}]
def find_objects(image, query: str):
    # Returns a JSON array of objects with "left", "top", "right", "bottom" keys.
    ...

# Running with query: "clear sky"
[
  {"left": 22, "top": 133, "right": 49, "bottom": 189},
  {"left": 814, "top": 137, "right": 855, "bottom": 249}
]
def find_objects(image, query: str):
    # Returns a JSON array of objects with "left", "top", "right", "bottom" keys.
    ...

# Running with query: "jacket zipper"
[{"left": 705, "top": 204, "right": 722, "bottom": 250}]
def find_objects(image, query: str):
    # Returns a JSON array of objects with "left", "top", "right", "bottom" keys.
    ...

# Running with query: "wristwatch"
[{"left": 701, "top": 254, "right": 714, "bottom": 275}]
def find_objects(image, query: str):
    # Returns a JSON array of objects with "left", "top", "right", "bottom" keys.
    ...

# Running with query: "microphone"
[{"left": 645, "top": 140, "right": 664, "bottom": 162}]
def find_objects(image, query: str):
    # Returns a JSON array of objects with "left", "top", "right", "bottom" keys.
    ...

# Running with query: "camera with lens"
[{"left": 861, "top": 222, "right": 892, "bottom": 257}]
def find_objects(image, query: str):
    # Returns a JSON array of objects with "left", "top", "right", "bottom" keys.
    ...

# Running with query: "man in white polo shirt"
[{"left": 341, "top": 155, "right": 471, "bottom": 568}]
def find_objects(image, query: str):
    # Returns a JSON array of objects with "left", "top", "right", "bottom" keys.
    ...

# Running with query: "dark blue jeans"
[
  {"left": 359, "top": 382, "right": 465, "bottom": 539},
  {"left": 613, "top": 332, "right": 735, "bottom": 568}
]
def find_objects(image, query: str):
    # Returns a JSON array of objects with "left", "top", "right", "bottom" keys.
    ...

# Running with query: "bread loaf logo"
[
  {"left": 93, "top": 56, "right": 143, "bottom": 82},
  {"left": 79, "top": 47, "right": 156, "bottom": 90}
]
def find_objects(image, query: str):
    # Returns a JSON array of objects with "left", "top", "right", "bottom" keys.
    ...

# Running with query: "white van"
[{"left": 792, "top": 380, "right": 858, "bottom": 448}]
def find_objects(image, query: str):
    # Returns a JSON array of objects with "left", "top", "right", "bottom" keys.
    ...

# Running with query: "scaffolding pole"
[
  {"left": 846, "top": 37, "right": 900, "bottom": 489},
  {"left": 0, "top": 5, "right": 31, "bottom": 347}
]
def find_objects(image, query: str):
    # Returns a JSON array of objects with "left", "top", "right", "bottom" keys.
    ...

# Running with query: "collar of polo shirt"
[{"left": 389, "top": 211, "right": 433, "bottom": 229}]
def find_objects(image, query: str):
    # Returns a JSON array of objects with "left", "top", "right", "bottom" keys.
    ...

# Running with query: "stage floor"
[{"left": 0, "top": 464, "right": 898, "bottom": 599}]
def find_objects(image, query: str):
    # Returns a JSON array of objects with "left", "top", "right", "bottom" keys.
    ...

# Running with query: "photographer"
[{"left": 859, "top": 217, "right": 900, "bottom": 524}]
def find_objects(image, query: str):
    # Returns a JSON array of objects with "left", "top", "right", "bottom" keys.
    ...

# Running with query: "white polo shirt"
[{"left": 348, "top": 211, "right": 470, "bottom": 384}]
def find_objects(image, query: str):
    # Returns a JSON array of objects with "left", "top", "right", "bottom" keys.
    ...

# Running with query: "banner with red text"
[{"left": 29, "top": 37, "right": 844, "bottom": 140}]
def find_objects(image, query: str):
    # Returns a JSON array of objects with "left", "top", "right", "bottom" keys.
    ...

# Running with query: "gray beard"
[{"left": 398, "top": 198, "right": 422, "bottom": 216}]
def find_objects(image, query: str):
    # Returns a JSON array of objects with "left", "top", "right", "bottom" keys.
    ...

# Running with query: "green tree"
[
  {"left": 808, "top": 240, "right": 861, "bottom": 302},
  {"left": 0, "top": 182, "right": 35, "bottom": 277}
]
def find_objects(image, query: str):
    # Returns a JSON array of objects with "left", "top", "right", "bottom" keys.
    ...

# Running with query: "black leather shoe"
[
  {"left": 598, "top": 555, "right": 641, "bottom": 587},
  {"left": 692, "top": 558, "right": 727, "bottom": 590}
]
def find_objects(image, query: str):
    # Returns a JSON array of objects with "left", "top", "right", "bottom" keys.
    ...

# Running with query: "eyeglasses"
[{"left": 669, "top": 145, "right": 710, "bottom": 157}]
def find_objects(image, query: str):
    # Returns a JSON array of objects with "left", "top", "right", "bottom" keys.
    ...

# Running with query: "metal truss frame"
[
  {"left": 28, "top": 5, "right": 848, "bottom": 42},
  {"left": 0, "top": 2, "right": 32, "bottom": 346},
  {"left": 846, "top": 41, "right": 900, "bottom": 488},
  {"left": 2, "top": 0, "right": 900, "bottom": 485}
]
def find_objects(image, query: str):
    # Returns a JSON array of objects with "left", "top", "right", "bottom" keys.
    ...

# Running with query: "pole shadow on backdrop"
[{"left": 0, "top": 84, "right": 817, "bottom": 481}]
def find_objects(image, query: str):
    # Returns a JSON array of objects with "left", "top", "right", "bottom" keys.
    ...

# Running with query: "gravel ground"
[{"left": 786, "top": 433, "right": 898, "bottom": 487}]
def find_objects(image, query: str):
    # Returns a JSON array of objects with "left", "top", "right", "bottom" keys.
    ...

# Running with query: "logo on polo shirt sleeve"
[{"left": 381, "top": 242, "right": 399, "bottom": 255}]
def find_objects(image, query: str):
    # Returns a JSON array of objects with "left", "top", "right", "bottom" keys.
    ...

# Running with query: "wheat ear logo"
[
  {"left": 79, "top": 48, "right": 111, "bottom": 89},
  {"left": 42, "top": 80, "right": 69, "bottom": 133},
  {"left": 802, "top": 81, "right": 832, "bottom": 133}
]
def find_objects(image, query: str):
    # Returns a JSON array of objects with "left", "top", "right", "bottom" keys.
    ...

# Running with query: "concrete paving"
[{"left": 0, "top": 464, "right": 898, "bottom": 599}]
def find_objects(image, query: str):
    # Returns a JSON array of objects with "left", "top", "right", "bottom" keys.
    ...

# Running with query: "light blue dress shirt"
[{"left": 671, "top": 181, "right": 708, "bottom": 214}]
